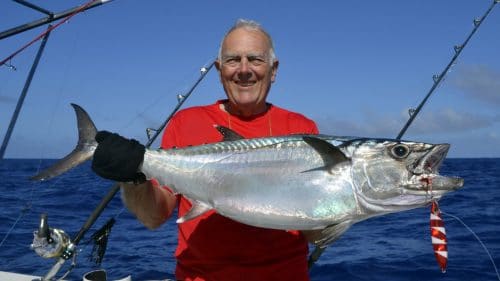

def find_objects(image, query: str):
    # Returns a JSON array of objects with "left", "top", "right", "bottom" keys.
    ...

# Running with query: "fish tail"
[{"left": 31, "top": 103, "right": 98, "bottom": 181}]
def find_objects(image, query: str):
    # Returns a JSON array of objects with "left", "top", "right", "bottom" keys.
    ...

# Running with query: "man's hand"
[{"left": 92, "top": 130, "right": 146, "bottom": 183}]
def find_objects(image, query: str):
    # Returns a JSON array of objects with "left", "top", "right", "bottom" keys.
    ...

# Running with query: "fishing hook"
[{"left": 309, "top": 0, "right": 499, "bottom": 270}]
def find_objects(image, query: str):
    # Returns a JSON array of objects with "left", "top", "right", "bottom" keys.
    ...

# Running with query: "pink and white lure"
[{"left": 430, "top": 200, "right": 448, "bottom": 273}]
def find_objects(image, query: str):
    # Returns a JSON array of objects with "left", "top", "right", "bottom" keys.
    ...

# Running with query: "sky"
[{"left": 1, "top": 0, "right": 499, "bottom": 158}]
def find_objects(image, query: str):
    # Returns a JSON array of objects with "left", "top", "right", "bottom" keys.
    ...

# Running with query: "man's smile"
[{"left": 235, "top": 81, "right": 257, "bottom": 87}]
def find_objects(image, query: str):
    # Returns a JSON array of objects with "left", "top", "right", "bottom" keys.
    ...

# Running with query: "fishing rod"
[
  {"left": 308, "top": 0, "right": 499, "bottom": 270},
  {"left": 35, "top": 61, "right": 215, "bottom": 281},
  {"left": 397, "top": 0, "right": 499, "bottom": 140}
]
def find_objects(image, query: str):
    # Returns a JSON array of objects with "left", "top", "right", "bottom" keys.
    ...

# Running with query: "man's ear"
[
  {"left": 215, "top": 60, "right": 221, "bottom": 71},
  {"left": 271, "top": 59, "right": 279, "bottom": 82}
]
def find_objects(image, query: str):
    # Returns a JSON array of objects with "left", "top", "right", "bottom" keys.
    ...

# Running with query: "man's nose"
[{"left": 237, "top": 58, "right": 252, "bottom": 80}]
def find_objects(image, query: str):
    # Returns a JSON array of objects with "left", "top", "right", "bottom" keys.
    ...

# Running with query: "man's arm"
[
  {"left": 120, "top": 181, "right": 177, "bottom": 229},
  {"left": 91, "top": 130, "right": 177, "bottom": 229}
]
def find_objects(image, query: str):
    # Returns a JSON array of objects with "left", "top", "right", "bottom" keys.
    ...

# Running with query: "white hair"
[{"left": 217, "top": 19, "right": 277, "bottom": 64}]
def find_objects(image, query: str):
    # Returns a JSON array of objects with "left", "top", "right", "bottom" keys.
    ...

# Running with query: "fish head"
[{"left": 350, "top": 139, "right": 464, "bottom": 214}]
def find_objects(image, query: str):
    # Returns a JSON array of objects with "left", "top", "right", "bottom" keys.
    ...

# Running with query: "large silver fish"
[{"left": 33, "top": 104, "right": 464, "bottom": 247}]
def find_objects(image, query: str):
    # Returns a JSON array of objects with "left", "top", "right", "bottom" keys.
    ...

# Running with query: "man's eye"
[
  {"left": 248, "top": 57, "right": 266, "bottom": 65},
  {"left": 224, "top": 57, "right": 240, "bottom": 66}
]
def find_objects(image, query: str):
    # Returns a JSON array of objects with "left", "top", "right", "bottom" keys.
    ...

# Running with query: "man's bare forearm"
[{"left": 120, "top": 181, "right": 177, "bottom": 229}]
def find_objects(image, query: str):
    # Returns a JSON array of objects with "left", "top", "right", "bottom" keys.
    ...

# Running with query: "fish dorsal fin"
[
  {"left": 303, "top": 136, "right": 350, "bottom": 170},
  {"left": 176, "top": 200, "right": 213, "bottom": 223},
  {"left": 215, "top": 125, "right": 245, "bottom": 141}
]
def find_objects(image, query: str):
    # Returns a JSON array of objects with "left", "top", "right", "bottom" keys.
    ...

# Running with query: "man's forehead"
[
  {"left": 222, "top": 28, "right": 270, "bottom": 50},
  {"left": 221, "top": 51, "right": 267, "bottom": 57}
]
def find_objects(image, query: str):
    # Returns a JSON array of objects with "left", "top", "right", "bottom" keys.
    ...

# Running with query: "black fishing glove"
[{"left": 92, "top": 130, "right": 146, "bottom": 184}]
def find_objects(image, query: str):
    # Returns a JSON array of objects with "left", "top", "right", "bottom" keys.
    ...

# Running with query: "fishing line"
[
  {"left": 0, "top": 203, "right": 31, "bottom": 248},
  {"left": 396, "top": 0, "right": 499, "bottom": 139},
  {"left": 142, "top": 60, "right": 216, "bottom": 147},
  {"left": 117, "top": 58, "right": 216, "bottom": 134},
  {"left": 0, "top": 24, "right": 82, "bottom": 250},
  {"left": 0, "top": 0, "right": 98, "bottom": 67},
  {"left": 74, "top": 59, "right": 217, "bottom": 268},
  {"left": 442, "top": 211, "right": 500, "bottom": 281},
  {"left": 0, "top": 168, "right": 67, "bottom": 252},
  {"left": 97, "top": 59, "right": 216, "bottom": 257},
  {"left": 0, "top": 159, "right": 45, "bottom": 251},
  {"left": 309, "top": 0, "right": 499, "bottom": 270},
  {"left": 35, "top": 59, "right": 216, "bottom": 280}
]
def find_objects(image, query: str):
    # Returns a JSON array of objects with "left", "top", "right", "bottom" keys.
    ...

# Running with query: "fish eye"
[{"left": 391, "top": 144, "right": 410, "bottom": 159}]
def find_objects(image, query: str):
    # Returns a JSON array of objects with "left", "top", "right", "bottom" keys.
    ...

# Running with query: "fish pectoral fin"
[
  {"left": 176, "top": 200, "right": 213, "bottom": 223},
  {"left": 304, "top": 220, "right": 353, "bottom": 248},
  {"left": 302, "top": 136, "right": 350, "bottom": 171},
  {"left": 215, "top": 125, "right": 245, "bottom": 141}
]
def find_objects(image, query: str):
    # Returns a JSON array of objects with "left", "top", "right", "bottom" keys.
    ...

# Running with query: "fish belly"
[{"left": 142, "top": 143, "right": 357, "bottom": 230}]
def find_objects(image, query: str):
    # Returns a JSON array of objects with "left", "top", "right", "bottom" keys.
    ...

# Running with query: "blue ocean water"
[{"left": 0, "top": 158, "right": 499, "bottom": 281}]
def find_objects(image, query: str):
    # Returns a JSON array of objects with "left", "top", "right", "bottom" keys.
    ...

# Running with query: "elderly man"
[{"left": 92, "top": 19, "right": 318, "bottom": 281}]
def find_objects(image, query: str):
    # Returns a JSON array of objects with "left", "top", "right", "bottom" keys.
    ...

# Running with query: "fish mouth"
[
  {"left": 416, "top": 143, "right": 449, "bottom": 174},
  {"left": 404, "top": 174, "right": 464, "bottom": 196},
  {"left": 403, "top": 144, "right": 464, "bottom": 196}
]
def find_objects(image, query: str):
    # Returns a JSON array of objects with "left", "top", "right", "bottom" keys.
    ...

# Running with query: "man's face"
[{"left": 217, "top": 28, "right": 279, "bottom": 116}]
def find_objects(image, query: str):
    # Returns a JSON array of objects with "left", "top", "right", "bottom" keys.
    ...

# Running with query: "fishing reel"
[{"left": 31, "top": 213, "right": 71, "bottom": 259}]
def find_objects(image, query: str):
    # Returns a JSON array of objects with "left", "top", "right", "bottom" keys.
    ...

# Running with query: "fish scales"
[
  {"left": 141, "top": 136, "right": 364, "bottom": 230},
  {"left": 32, "top": 104, "right": 464, "bottom": 247}
]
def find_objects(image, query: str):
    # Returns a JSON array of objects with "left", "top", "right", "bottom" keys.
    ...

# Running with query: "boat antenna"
[
  {"left": 39, "top": 61, "right": 215, "bottom": 281},
  {"left": 308, "top": 0, "right": 499, "bottom": 270}
]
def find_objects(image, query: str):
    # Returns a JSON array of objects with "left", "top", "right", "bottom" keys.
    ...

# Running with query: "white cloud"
[
  {"left": 408, "top": 108, "right": 497, "bottom": 134},
  {"left": 317, "top": 108, "right": 499, "bottom": 137},
  {"left": 450, "top": 64, "right": 500, "bottom": 106},
  {"left": 0, "top": 95, "right": 16, "bottom": 104}
]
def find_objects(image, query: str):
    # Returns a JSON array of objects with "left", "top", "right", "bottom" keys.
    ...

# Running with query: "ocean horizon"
[{"left": 1, "top": 158, "right": 499, "bottom": 281}]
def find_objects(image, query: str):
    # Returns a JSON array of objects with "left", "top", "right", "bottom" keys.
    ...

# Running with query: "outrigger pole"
[
  {"left": 0, "top": 0, "right": 112, "bottom": 40},
  {"left": 0, "top": 0, "right": 113, "bottom": 160},
  {"left": 308, "top": 0, "right": 499, "bottom": 270},
  {"left": 0, "top": 26, "right": 51, "bottom": 159}
]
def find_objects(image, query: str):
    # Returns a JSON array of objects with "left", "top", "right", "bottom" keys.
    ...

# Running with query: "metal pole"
[
  {"left": 0, "top": 0, "right": 113, "bottom": 40},
  {"left": 13, "top": 0, "right": 54, "bottom": 16},
  {"left": 0, "top": 25, "right": 52, "bottom": 160},
  {"left": 41, "top": 61, "right": 215, "bottom": 280}
]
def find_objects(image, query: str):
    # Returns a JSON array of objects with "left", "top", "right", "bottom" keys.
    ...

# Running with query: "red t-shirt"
[{"left": 161, "top": 100, "right": 319, "bottom": 281}]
